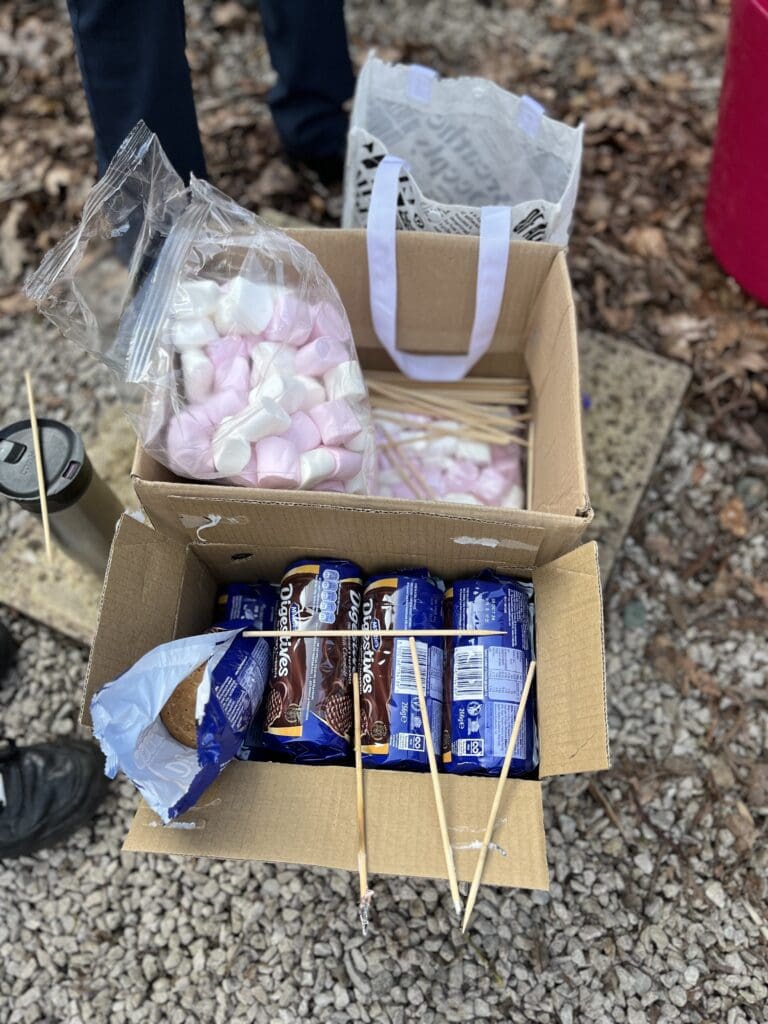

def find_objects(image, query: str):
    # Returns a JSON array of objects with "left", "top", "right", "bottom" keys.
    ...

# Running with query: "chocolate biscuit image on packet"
[
  {"left": 443, "top": 572, "right": 538, "bottom": 776},
  {"left": 359, "top": 570, "right": 445, "bottom": 770},
  {"left": 260, "top": 558, "right": 363, "bottom": 764}
]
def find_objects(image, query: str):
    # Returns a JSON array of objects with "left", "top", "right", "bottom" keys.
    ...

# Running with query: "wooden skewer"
[
  {"left": 526, "top": 421, "right": 535, "bottom": 511},
  {"left": 243, "top": 628, "right": 505, "bottom": 639},
  {"left": 352, "top": 670, "right": 372, "bottom": 935},
  {"left": 408, "top": 636, "right": 463, "bottom": 918},
  {"left": 23, "top": 371, "right": 53, "bottom": 564},
  {"left": 378, "top": 425, "right": 436, "bottom": 500},
  {"left": 461, "top": 660, "right": 537, "bottom": 933}
]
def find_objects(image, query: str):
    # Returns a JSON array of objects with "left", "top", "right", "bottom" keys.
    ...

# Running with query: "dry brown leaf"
[
  {"left": 626, "top": 226, "right": 669, "bottom": 260},
  {"left": 0, "top": 200, "right": 27, "bottom": 282},
  {"left": 718, "top": 497, "right": 749, "bottom": 539}
]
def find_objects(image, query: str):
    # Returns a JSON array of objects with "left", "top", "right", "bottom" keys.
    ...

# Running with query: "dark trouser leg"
[
  {"left": 259, "top": 0, "right": 354, "bottom": 159},
  {"left": 66, "top": 0, "right": 206, "bottom": 180}
]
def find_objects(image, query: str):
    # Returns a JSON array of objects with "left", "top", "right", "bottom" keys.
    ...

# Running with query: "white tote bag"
[
  {"left": 366, "top": 155, "right": 511, "bottom": 382},
  {"left": 343, "top": 55, "right": 584, "bottom": 246}
]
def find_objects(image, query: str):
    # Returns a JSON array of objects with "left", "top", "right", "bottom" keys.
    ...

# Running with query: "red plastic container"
[{"left": 705, "top": 0, "right": 768, "bottom": 305}]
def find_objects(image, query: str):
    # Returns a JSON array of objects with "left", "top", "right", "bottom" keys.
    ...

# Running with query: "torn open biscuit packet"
[{"left": 25, "top": 122, "right": 375, "bottom": 494}]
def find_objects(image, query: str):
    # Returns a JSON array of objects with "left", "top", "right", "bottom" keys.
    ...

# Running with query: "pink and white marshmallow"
[
  {"left": 279, "top": 411, "right": 322, "bottom": 452},
  {"left": 324, "top": 361, "right": 367, "bottom": 403},
  {"left": 309, "top": 399, "right": 361, "bottom": 447},
  {"left": 172, "top": 317, "right": 219, "bottom": 352},
  {"left": 214, "top": 277, "right": 276, "bottom": 337},
  {"left": 261, "top": 290, "right": 313, "bottom": 347},
  {"left": 173, "top": 279, "right": 220, "bottom": 320},
  {"left": 253, "top": 436, "right": 301, "bottom": 488},
  {"left": 326, "top": 447, "right": 363, "bottom": 482},
  {"left": 310, "top": 301, "right": 349, "bottom": 342},
  {"left": 299, "top": 447, "right": 336, "bottom": 489},
  {"left": 180, "top": 350, "right": 214, "bottom": 405},
  {"left": 294, "top": 337, "right": 348, "bottom": 377}
]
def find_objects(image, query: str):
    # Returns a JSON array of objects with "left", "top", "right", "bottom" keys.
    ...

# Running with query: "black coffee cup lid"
[{"left": 0, "top": 419, "right": 91, "bottom": 512}]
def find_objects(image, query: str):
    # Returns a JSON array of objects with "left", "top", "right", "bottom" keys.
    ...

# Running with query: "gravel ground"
[{"left": 2, "top": 1, "right": 767, "bottom": 1022}]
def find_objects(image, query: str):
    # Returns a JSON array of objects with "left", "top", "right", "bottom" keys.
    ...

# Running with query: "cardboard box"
[
  {"left": 83, "top": 514, "right": 609, "bottom": 891},
  {"left": 131, "top": 229, "right": 590, "bottom": 568}
]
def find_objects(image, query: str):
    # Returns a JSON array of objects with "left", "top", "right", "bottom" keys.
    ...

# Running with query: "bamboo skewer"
[
  {"left": 408, "top": 636, "right": 463, "bottom": 918},
  {"left": 378, "top": 425, "right": 436, "bottom": 500},
  {"left": 352, "top": 670, "right": 372, "bottom": 935},
  {"left": 461, "top": 660, "right": 537, "bottom": 933},
  {"left": 243, "top": 628, "right": 505, "bottom": 639},
  {"left": 23, "top": 371, "right": 53, "bottom": 564}
]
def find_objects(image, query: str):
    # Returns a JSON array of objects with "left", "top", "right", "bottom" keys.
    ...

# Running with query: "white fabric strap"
[{"left": 366, "top": 156, "right": 511, "bottom": 381}]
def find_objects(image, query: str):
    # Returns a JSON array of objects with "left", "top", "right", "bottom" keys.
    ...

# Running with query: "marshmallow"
[
  {"left": 455, "top": 440, "right": 492, "bottom": 465},
  {"left": 165, "top": 411, "right": 215, "bottom": 478},
  {"left": 223, "top": 397, "right": 291, "bottom": 444},
  {"left": 472, "top": 467, "right": 509, "bottom": 506},
  {"left": 326, "top": 447, "right": 363, "bottom": 482},
  {"left": 299, "top": 447, "right": 336, "bottom": 489},
  {"left": 181, "top": 349, "right": 214, "bottom": 404},
  {"left": 501, "top": 484, "right": 525, "bottom": 509},
  {"left": 293, "top": 375, "right": 326, "bottom": 411},
  {"left": 294, "top": 337, "right": 348, "bottom": 377},
  {"left": 324, "top": 361, "right": 367, "bottom": 403},
  {"left": 251, "top": 375, "right": 309, "bottom": 416},
  {"left": 492, "top": 452, "right": 522, "bottom": 485},
  {"left": 194, "top": 388, "right": 247, "bottom": 428},
  {"left": 309, "top": 399, "right": 361, "bottom": 447},
  {"left": 254, "top": 436, "right": 301, "bottom": 488},
  {"left": 172, "top": 317, "right": 219, "bottom": 352},
  {"left": 346, "top": 426, "right": 369, "bottom": 453},
  {"left": 320, "top": 480, "right": 346, "bottom": 493},
  {"left": 214, "top": 277, "right": 276, "bottom": 336},
  {"left": 391, "top": 482, "right": 418, "bottom": 499},
  {"left": 311, "top": 302, "right": 350, "bottom": 342},
  {"left": 345, "top": 471, "right": 367, "bottom": 495},
  {"left": 174, "top": 279, "right": 220, "bottom": 319},
  {"left": 444, "top": 492, "right": 482, "bottom": 505},
  {"left": 214, "top": 353, "right": 251, "bottom": 395},
  {"left": 249, "top": 342, "right": 296, "bottom": 386},
  {"left": 444, "top": 459, "right": 480, "bottom": 493},
  {"left": 279, "top": 411, "right": 321, "bottom": 452},
  {"left": 231, "top": 452, "right": 260, "bottom": 487},
  {"left": 429, "top": 435, "right": 459, "bottom": 459},
  {"left": 212, "top": 433, "right": 251, "bottom": 476},
  {"left": 208, "top": 336, "right": 248, "bottom": 368},
  {"left": 262, "top": 290, "right": 313, "bottom": 347}
]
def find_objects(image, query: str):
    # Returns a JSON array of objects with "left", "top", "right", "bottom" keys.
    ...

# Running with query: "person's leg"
[
  {"left": 66, "top": 0, "right": 206, "bottom": 180},
  {"left": 259, "top": 0, "right": 354, "bottom": 164}
]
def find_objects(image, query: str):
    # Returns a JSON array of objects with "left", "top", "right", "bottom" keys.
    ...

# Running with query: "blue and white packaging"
[
  {"left": 442, "top": 573, "right": 537, "bottom": 776},
  {"left": 90, "top": 629, "right": 271, "bottom": 822}
]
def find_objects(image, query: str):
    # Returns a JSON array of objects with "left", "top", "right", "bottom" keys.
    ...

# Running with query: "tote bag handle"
[{"left": 366, "top": 155, "right": 511, "bottom": 381}]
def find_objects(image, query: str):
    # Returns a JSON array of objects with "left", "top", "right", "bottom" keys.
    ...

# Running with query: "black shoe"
[
  {"left": 286, "top": 150, "right": 345, "bottom": 187},
  {"left": 0, "top": 623, "right": 17, "bottom": 685},
  {"left": 0, "top": 738, "right": 109, "bottom": 858}
]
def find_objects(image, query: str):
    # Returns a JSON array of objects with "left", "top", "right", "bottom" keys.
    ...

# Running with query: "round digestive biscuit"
[{"left": 160, "top": 662, "right": 206, "bottom": 748}]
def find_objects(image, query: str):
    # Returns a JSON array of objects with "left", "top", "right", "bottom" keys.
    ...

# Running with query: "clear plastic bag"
[{"left": 26, "top": 122, "right": 375, "bottom": 493}]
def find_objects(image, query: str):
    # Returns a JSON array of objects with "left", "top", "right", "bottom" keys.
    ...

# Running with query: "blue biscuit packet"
[
  {"left": 91, "top": 628, "right": 271, "bottom": 821},
  {"left": 260, "top": 558, "right": 363, "bottom": 764},
  {"left": 442, "top": 572, "right": 537, "bottom": 777},
  {"left": 359, "top": 569, "right": 445, "bottom": 770},
  {"left": 214, "top": 582, "right": 277, "bottom": 630}
]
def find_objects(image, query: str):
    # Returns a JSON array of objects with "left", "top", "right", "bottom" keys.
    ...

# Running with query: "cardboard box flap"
[
  {"left": 124, "top": 762, "right": 549, "bottom": 891},
  {"left": 82, "top": 514, "right": 187, "bottom": 728},
  {"left": 533, "top": 541, "right": 609, "bottom": 777}
]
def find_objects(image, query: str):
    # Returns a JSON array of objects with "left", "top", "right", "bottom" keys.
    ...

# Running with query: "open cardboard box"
[
  {"left": 132, "top": 230, "right": 590, "bottom": 567},
  {"left": 83, "top": 512, "right": 609, "bottom": 891}
]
